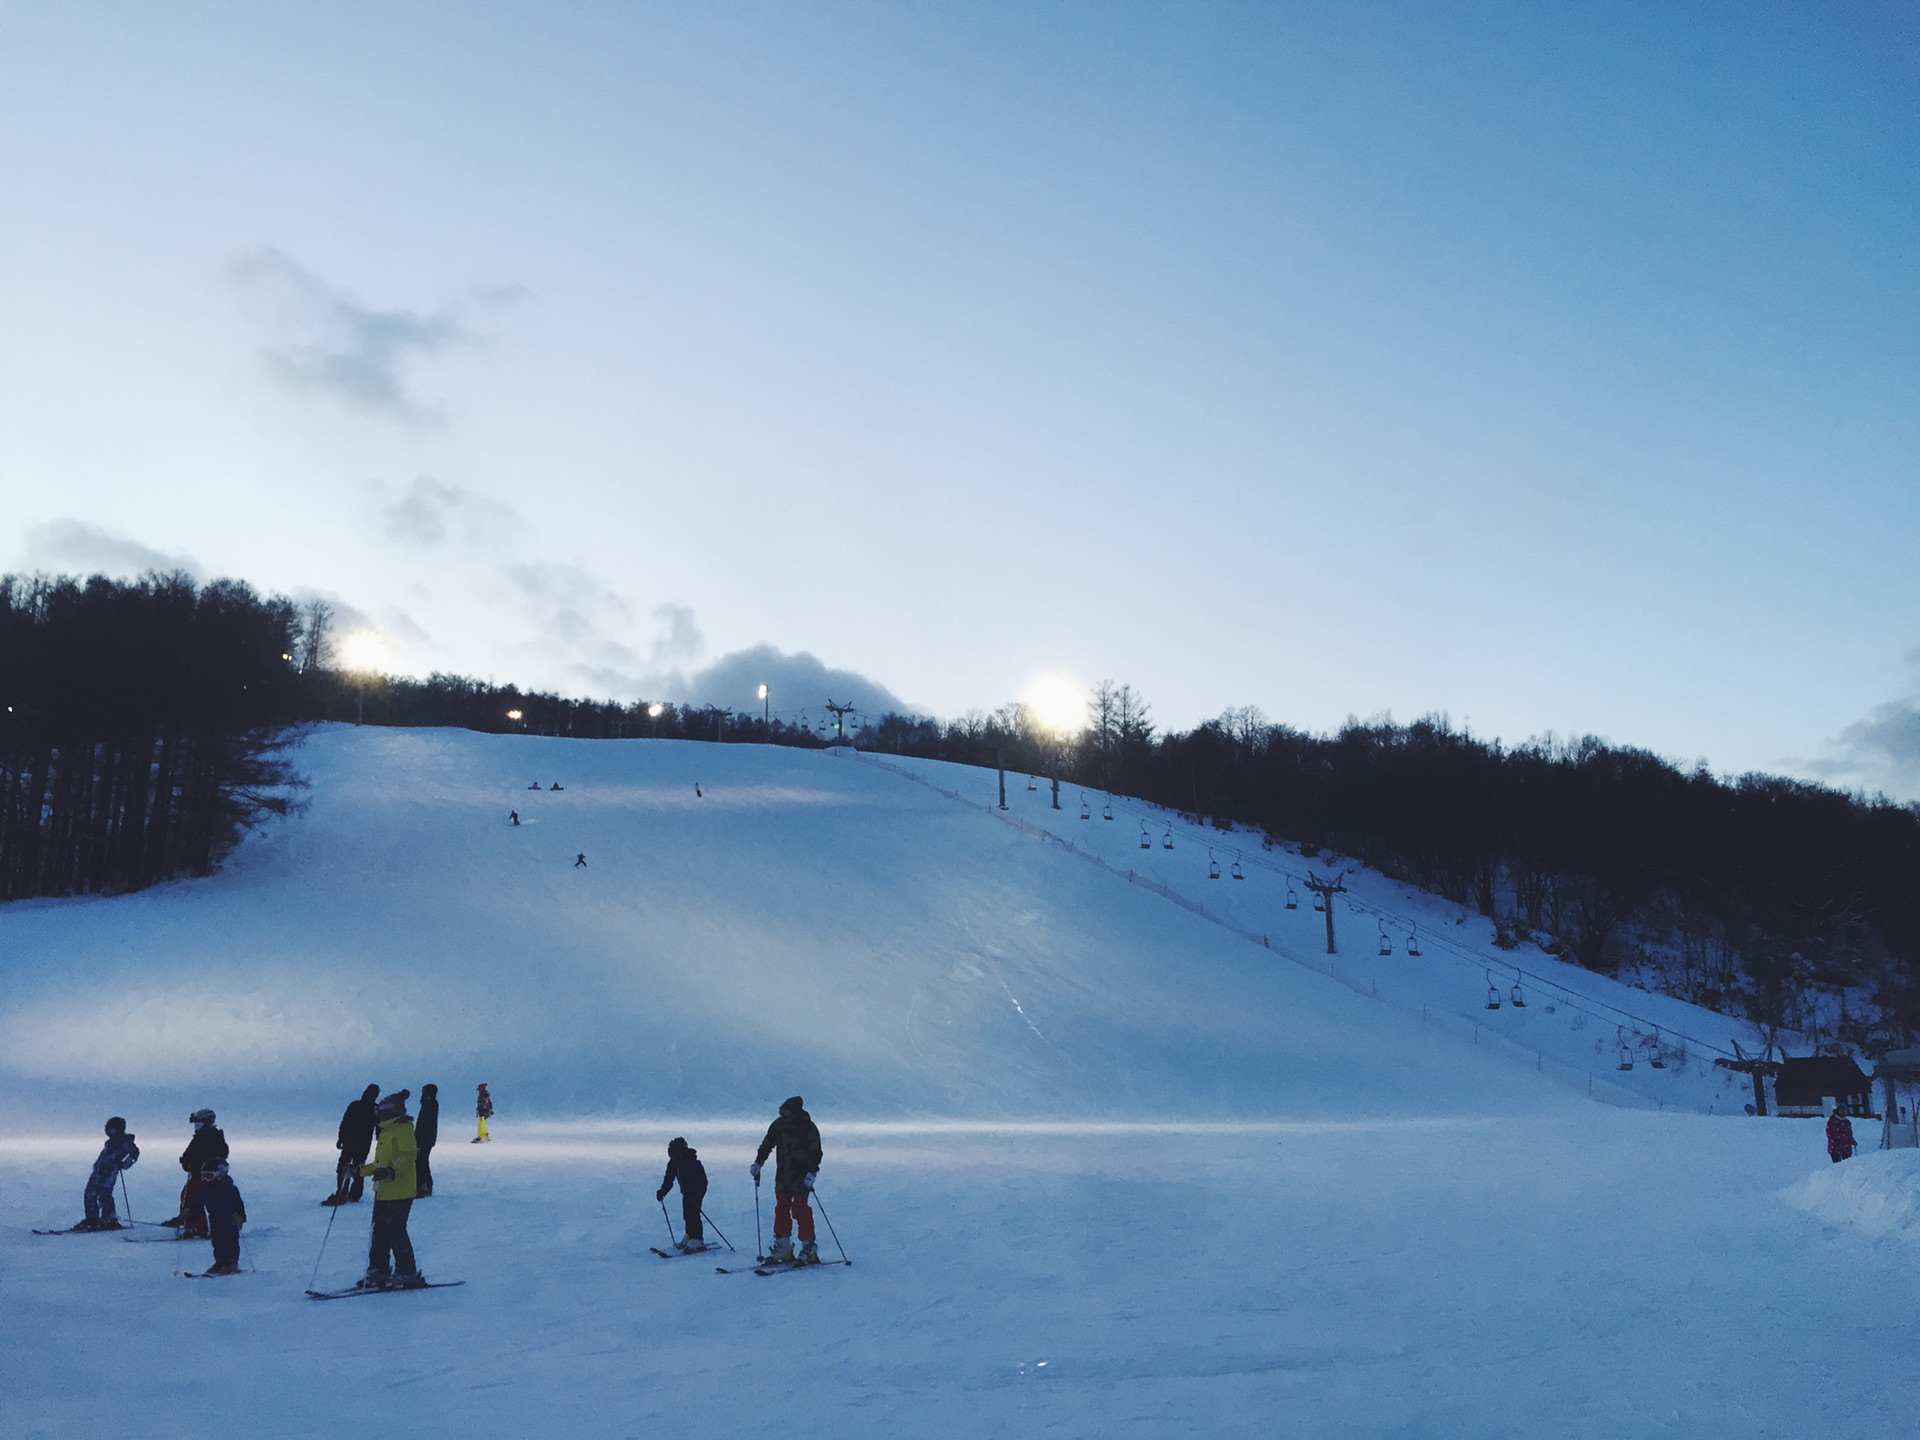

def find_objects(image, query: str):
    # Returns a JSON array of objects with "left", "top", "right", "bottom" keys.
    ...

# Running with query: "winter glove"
[
  {"left": 750, "top": 1163, "right": 761, "bottom": 1185},
  {"left": 804, "top": 1171, "right": 817, "bottom": 1192},
  {"left": 655, "top": 1188, "right": 669, "bottom": 1202},
  {"left": 372, "top": 1166, "right": 396, "bottom": 1182}
]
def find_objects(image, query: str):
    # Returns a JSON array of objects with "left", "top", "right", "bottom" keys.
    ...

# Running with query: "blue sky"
[{"left": 2, "top": 3, "right": 1915, "bottom": 794}]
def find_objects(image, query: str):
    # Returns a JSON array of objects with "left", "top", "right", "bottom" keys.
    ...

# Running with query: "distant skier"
[
  {"left": 509, "top": 810, "right": 520, "bottom": 826},
  {"left": 75, "top": 1117, "right": 139, "bottom": 1231},
  {"left": 527, "top": 780, "right": 541, "bottom": 790},
  {"left": 550, "top": 782, "right": 564, "bottom": 791},
  {"left": 473, "top": 1082, "right": 493, "bottom": 1142},
  {"left": 751, "top": 1096, "right": 823, "bottom": 1265},
  {"left": 694, "top": 782, "right": 702, "bottom": 798},
  {"left": 325, "top": 1084, "right": 381, "bottom": 1206},
  {"left": 165, "top": 1109, "right": 227, "bottom": 1238},
  {"left": 656, "top": 1137, "right": 709, "bottom": 1251},
  {"left": 198, "top": 1159, "right": 247, "bottom": 1276},
  {"left": 574, "top": 853, "right": 588, "bottom": 868},
  {"left": 1827, "top": 1106, "right": 1856, "bottom": 1163},
  {"left": 415, "top": 1084, "right": 440, "bottom": 1197},
  {"left": 357, "top": 1092, "right": 425, "bottom": 1289}
]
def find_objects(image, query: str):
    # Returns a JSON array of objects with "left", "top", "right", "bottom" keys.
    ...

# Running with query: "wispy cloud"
[
  {"left": 228, "top": 249, "right": 521, "bottom": 423},
  {"left": 382, "top": 477, "right": 520, "bottom": 546},
  {"left": 1812, "top": 700, "right": 1920, "bottom": 803},
  {"left": 18, "top": 520, "right": 198, "bottom": 579}
]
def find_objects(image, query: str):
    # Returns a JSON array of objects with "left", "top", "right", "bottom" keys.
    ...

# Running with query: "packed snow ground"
[{"left": 1, "top": 728, "right": 1912, "bottom": 1437}]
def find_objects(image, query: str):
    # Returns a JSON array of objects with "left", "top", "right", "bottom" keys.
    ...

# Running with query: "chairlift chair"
[
  {"left": 1485, "top": 973, "right": 1501, "bottom": 1010},
  {"left": 1649, "top": 1030, "right": 1666, "bottom": 1068},
  {"left": 1378, "top": 923, "right": 1393, "bottom": 957},
  {"left": 1102, "top": 800, "right": 1114, "bottom": 821},
  {"left": 1162, "top": 825, "right": 1174, "bottom": 851},
  {"left": 1509, "top": 982, "right": 1526, "bottom": 1008},
  {"left": 1027, "top": 775, "right": 1038, "bottom": 792},
  {"left": 1140, "top": 824, "right": 1152, "bottom": 851},
  {"left": 1406, "top": 928, "right": 1422, "bottom": 957},
  {"left": 1079, "top": 796, "right": 1091, "bottom": 821},
  {"left": 1230, "top": 855, "right": 1244, "bottom": 880},
  {"left": 1285, "top": 882, "right": 1299, "bottom": 911},
  {"left": 1208, "top": 850, "right": 1221, "bottom": 880},
  {"left": 1616, "top": 1029, "right": 1634, "bottom": 1071}
]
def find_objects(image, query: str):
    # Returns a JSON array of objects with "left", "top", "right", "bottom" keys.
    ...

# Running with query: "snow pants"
[
  {"left": 475, "top": 1117, "right": 489, "bottom": 1142},
  {"left": 369, "top": 1198, "right": 417, "bottom": 1277},
  {"left": 178, "top": 1176, "right": 210, "bottom": 1238},
  {"left": 680, "top": 1183, "right": 706, "bottom": 1242},
  {"left": 209, "top": 1211, "right": 241, "bottom": 1269},
  {"left": 773, "top": 1189, "right": 815, "bottom": 1242},
  {"left": 84, "top": 1172, "right": 118, "bottom": 1224},
  {"left": 416, "top": 1145, "right": 434, "bottom": 1197},
  {"left": 335, "top": 1151, "right": 369, "bottom": 1202}
]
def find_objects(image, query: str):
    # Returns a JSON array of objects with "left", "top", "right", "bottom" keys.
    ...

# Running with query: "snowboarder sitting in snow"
[
  {"left": 326, "top": 1083, "right": 381, "bottom": 1206},
  {"left": 166, "top": 1109, "right": 227, "bottom": 1238},
  {"left": 657, "top": 1137, "right": 708, "bottom": 1251},
  {"left": 473, "top": 1082, "right": 493, "bottom": 1142},
  {"left": 76, "top": 1117, "right": 139, "bottom": 1230},
  {"left": 1827, "top": 1105, "right": 1857, "bottom": 1163},
  {"left": 358, "top": 1092, "right": 425, "bottom": 1289},
  {"left": 752, "top": 1096, "right": 823, "bottom": 1265},
  {"left": 199, "top": 1159, "right": 246, "bottom": 1276}
]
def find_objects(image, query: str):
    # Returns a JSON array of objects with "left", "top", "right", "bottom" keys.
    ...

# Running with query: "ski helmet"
[
  {"left": 188, "top": 1108, "right": 216, "bottom": 1126},
  {"left": 104, "top": 1117, "right": 126, "bottom": 1135},
  {"left": 668, "top": 1136, "right": 688, "bottom": 1155}
]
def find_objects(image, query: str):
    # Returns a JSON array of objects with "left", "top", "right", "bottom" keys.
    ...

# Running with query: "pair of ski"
[
  {"left": 715, "top": 1253, "right": 851, "bottom": 1277},
  {"left": 305, "top": 1279, "right": 465, "bottom": 1301}
]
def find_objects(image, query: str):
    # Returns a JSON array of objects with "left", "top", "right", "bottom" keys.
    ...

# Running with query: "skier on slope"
[
  {"left": 751, "top": 1096, "right": 823, "bottom": 1265},
  {"left": 415, "top": 1084, "right": 440, "bottom": 1197},
  {"left": 1827, "top": 1105, "right": 1857, "bottom": 1163},
  {"left": 325, "top": 1084, "right": 381, "bottom": 1206},
  {"left": 656, "top": 1137, "right": 709, "bottom": 1251},
  {"left": 75, "top": 1118, "right": 139, "bottom": 1231},
  {"left": 165, "top": 1110, "right": 227, "bottom": 1238},
  {"left": 357, "top": 1092, "right": 425, "bottom": 1289},
  {"left": 198, "top": 1159, "right": 247, "bottom": 1276},
  {"left": 473, "top": 1082, "right": 493, "bottom": 1142}
]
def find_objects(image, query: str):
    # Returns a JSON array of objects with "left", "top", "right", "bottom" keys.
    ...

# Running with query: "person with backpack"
[
  {"left": 75, "top": 1117, "right": 140, "bottom": 1231},
  {"left": 325, "top": 1084, "right": 381, "bottom": 1205},
  {"left": 165, "top": 1109, "right": 227, "bottom": 1238},
  {"left": 656, "top": 1137, "right": 708, "bottom": 1251},
  {"left": 415, "top": 1084, "right": 440, "bottom": 1197},
  {"left": 751, "top": 1096, "right": 823, "bottom": 1265},
  {"left": 357, "top": 1092, "right": 425, "bottom": 1289}
]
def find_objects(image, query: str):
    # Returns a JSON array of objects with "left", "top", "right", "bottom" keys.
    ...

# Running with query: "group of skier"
[{"left": 650, "top": 1095, "right": 827, "bottom": 1266}]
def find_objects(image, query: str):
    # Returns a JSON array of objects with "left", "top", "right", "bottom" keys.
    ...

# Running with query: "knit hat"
[
  {"left": 376, "top": 1093, "right": 409, "bottom": 1120},
  {"left": 668, "top": 1136, "right": 689, "bottom": 1156},
  {"left": 105, "top": 1116, "right": 126, "bottom": 1135}
]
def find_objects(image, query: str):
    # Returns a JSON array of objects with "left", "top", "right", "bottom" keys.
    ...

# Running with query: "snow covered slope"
[{"left": 0, "top": 725, "right": 1625, "bottom": 1124}]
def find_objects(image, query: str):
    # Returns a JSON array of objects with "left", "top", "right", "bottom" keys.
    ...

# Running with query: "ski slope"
[{"left": 1, "top": 727, "right": 1912, "bottom": 1439}]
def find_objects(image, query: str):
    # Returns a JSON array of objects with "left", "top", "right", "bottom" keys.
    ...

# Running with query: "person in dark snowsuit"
[
  {"left": 415, "top": 1084, "right": 440, "bottom": 1197},
  {"left": 198, "top": 1160, "right": 247, "bottom": 1275},
  {"left": 752, "top": 1096, "right": 823, "bottom": 1264},
  {"left": 167, "top": 1110, "right": 227, "bottom": 1238},
  {"left": 1827, "top": 1107, "right": 1857, "bottom": 1163},
  {"left": 326, "top": 1084, "right": 381, "bottom": 1205},
  {"left": 78, "top": 1118, "right": 139, "bottom": 1230},
  {"left": 656, "top": 1137, "right": 708, "bottom": 1250}
]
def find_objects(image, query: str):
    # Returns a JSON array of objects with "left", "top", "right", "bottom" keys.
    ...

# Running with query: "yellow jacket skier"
[{"left": 355, "top": 1093, "right": 424, "bottom": 1288}]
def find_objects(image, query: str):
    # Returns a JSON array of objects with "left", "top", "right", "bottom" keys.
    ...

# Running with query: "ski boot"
[
  {"left": 203, "top": 1262, "right": 241, "bottom": 1277},
  {"left": 675, "top": 1238, "right": 706, "bottom": 1254},
  {"left": 355, "top": 1270, "right": 392, "bottom": 1291},
  {"left": 762, "top": 1236, "right": 794, "bottom": 1264},
  {"left": 392, "top": 1272, "right": 428, "bottom": 1289},
  {"left": 795, "top": 1240, "right": 820, "bottom": 1266}
]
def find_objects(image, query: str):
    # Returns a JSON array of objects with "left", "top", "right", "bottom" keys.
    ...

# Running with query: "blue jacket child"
[{"left": 80, "top": 1118, "right": 139, "bottom": 1230}]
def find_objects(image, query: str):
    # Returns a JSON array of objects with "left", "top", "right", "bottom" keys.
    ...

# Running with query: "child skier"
[
  {"left": 751, "top": 1096, "right": 823, "bottom": 1264},
  {"left": 656, "top": 1137, "right": 708, "bottom": 1251},
  {"left": 358, "top": 1092, "right": 425, "bottom": 1289},
  {"left": 1827, "top": 1105, "right": 1857, "bottom": 1163},
  {"left": 76, "top": 1117, "right": 139, "bottom": 1230},
  {"left": 198, "top": 1159, "right": 247, "bottom": 1276},
  {"left": 473, "top": 1082, "right": 493, "bottom": 1142},
  {"left": 166, "top": 1109, "right": 227, "bottom": 1238}
]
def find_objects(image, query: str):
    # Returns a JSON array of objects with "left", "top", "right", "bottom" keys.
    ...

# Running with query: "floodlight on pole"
[{"left": 759, "top": 684, "right": 769, "bottom": 728}]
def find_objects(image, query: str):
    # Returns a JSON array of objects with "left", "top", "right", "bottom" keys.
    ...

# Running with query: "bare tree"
[{"left": 296, "top": 598, "right": 335, "bottom": 674}]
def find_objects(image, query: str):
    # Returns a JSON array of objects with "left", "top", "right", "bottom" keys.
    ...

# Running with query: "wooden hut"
[{"left": 1773, "top": 1056, "right": 1872, "bottom": 1119}]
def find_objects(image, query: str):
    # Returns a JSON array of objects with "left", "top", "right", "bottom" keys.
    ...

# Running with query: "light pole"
[{"left": 759, "top": 683, "right": 769, "bottom": 731}]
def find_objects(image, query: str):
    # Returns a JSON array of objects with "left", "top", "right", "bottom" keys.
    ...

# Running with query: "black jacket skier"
[
  {"left": 656, "top": 1137, "right": 708, "bottom": 1247},
  {"left": 326, "top": 1085, "right": 381, "bottom": 1205},
  {"left": 169, "top": 1111, "right": 227, "bottom": 1236},
  {"left": 415, "top": 1084, "right": 439, "bottom": 1197},
  {"left": 753, "top": 1097, "right": 823, "bottom": 1263}
]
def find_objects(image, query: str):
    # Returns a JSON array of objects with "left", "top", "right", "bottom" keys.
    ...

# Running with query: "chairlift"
[
  {"left": 1140, "top": 824, "right": 1152, "bottom": 851},
  {"left": 1617, "top": 1029, "right": 1634, "bottom": 1071},
  {"left": 1285, "top": 882, "right": 1299, "bottom": 911},
  {"left": 1028, "top": 775, "right": 1038, "bottom": 792},
  {"left": 1162, "top": 825, "right": 1174, "bottom": 851},
  {"left": 1649, "top": 1030, "right": 1666, "bottom": 1068},
  {"left": 1509, "top": 982, "right": 1526, "bottom": 1008},
  {"left": 1079, "top": 796, "right": 1091, "bottom": 821},
  {"left": 1102, "top": 800, "right": 1114, "bottom": 821},
  {"left": 1312, "top": 893, "right": 1327, "bottom": 914},
  {"left": 1406, "top": 928, "right": 1422, "bottom": 957},
  {"left": 1485, "top": 972, "right": 1501, "bottom": 1011},
  {"left": 1230, "top": 854, "right": 1244, "bottom": 880},
  {"left": 1378, "top": 923, "right": 1393, "bottom": 957},
  {"left": 1208, "top": 850, "right": 1221, "bottom": 881}
]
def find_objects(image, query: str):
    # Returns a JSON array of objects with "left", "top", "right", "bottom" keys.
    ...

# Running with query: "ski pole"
[
  {"left": 119, "top": 1171, "right": 135, "bottom": 1227},
  {"left": 701, "top": 1210, "right": 736, "bottom": 1252},
  {"left": 754, "top": 1177, "right": 763, "bottom": 1259},
  {"left": 811, "top": 1190, "right": 850, "bottom": 1265},
  {"left": 309, "top": 1197, "right": 340, "bottom": 1292},
  {"left": 659, "top": 1198, "right": 679, "bottom": 1247}
]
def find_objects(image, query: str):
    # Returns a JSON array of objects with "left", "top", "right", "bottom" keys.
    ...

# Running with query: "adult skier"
[
  {"left": 751, "top": 1096, "right": 823, "bottom": 1265},
  {"left": 198, "top": 1159, "right": 247, "bottom": 1276},
  {"left": 473, "top": 1082, "right": 493, "bottom": 1142},
  {"left": 325, "top": 1084, "right": 381, "bottom": 1205},
  {"left": 415, "top": 1084, "right": 439, "bottom": 1197},
  {"left": 165, "top": 1110, "right": 227, "bottom": 1238},
  {"left": 75, "top": 1117, "right": 139, "bottom": 1230},
  {"left": 358, "top": 1092, "right": 424, "bottom": 1289},
  {"left": 656, "top": 1136, "right": 708, "bottom": 1251},
  {"left": 1827, "top": 1105, "right": 1857, "bottom": 1163}
]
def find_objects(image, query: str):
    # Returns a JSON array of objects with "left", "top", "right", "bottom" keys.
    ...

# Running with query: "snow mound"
[{"left": 1783, "top": 1149, "right": 1920, "bottom": 1240}]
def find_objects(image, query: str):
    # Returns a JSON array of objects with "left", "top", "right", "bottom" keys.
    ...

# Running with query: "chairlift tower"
[
  {"left": 823, "top": 699, "right": 858, "bottom": 745},
  {"left": 1303, "top": 871, "right": 1348, "bottom": 955}
]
